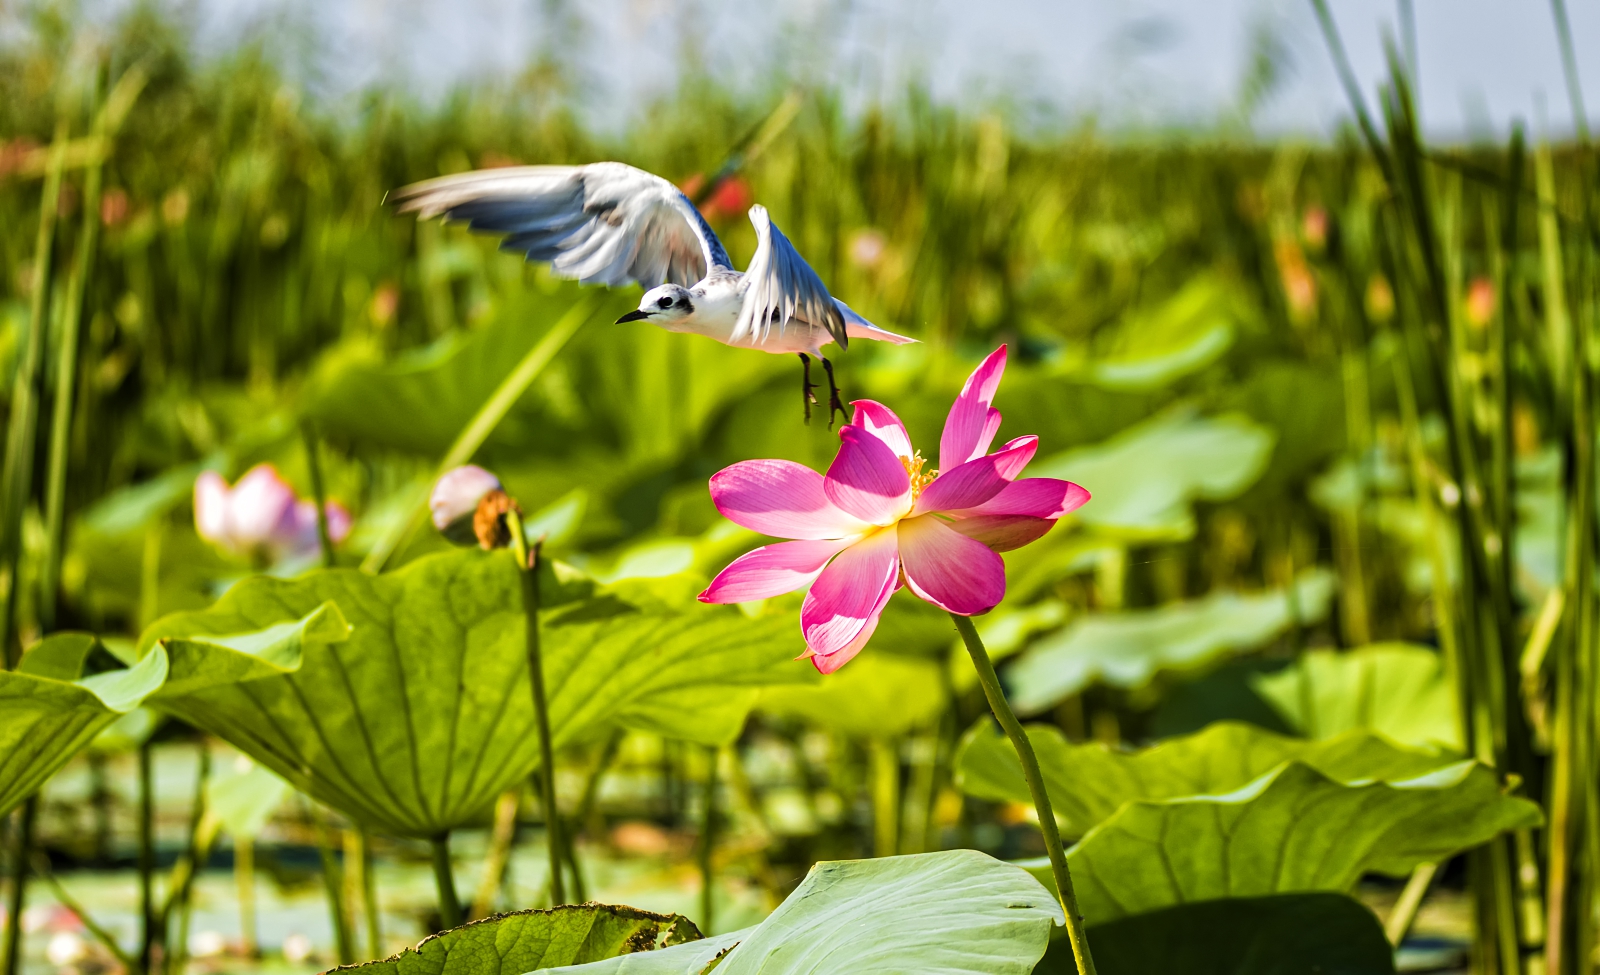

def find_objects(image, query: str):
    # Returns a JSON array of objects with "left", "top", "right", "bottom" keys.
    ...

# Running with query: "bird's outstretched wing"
[
  {"left": 732, "top": 205, "right": 847, "bottom": 350},
  {"left": 389, "top": 162, "right": 732, "bottom": 289}
]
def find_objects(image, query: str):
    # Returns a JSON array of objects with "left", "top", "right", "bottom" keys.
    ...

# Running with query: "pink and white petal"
[
  {"left": 699, "top": 537, "right": 855, "bottom": 603},
  {"left": 898, "top": 514, "right": 1006, "bottom": 616},
  {"left": 951, "top": 477, "right": 1091, "bottom": 519},
  {"left": 193, "top": 472, "right": 230, "bottom": 545},
  {"left": 800, "top": 527, "right": 900, "bottom": 657},
  {"left": 229, "top": 465, "right": 298, "bottom": 548},
  {"left": 810, "top": 611, "right": 882, "bottom": 675},
  {"left": 850, "top": 400, "right": 915, "bottom": 460},
  {"left": 939, "top": 345, "right": 1008, "bottom": 471},
  {"left": 823, "top": 426, "right": 913, "bottom": 526},
  {"left": 948, "top": 514, "right": 1057, "bottom": 552},
  {"left": 710, "top": 459, "right": 872, "bottom": 539},
  {"left": 430, "top": 465, "right": 501, "bottom": 530},
  {"left": 324, "top": 502, "right": 353, "bottom": 543},
  {"left": 913, "top": 436, "right": 1039, "bottom": 515}
]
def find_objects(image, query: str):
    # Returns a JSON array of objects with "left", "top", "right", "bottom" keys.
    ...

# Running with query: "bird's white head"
[{"left": 616, "top": 284, "right": 695, "bottom": 326}]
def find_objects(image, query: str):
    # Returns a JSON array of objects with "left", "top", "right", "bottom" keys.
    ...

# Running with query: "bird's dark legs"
[
  {"left": 821, "top": 356, "right": 845, "bottom": 428},
  {"left": 799, "top": 353, "right": 818, "bottom": 424}
]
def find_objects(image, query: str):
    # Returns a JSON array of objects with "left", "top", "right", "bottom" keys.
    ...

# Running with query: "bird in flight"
[{"left": 390, "top": 162, "right": 915, "bottom": 425}]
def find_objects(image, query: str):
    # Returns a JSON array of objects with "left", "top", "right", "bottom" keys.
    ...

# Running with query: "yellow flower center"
[{"left": 902, "top": 451, "right": 938, "bottom": 501}]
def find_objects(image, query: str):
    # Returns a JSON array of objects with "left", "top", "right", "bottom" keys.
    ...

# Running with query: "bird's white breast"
[{"left": 656, "top": 270, "right": 837, "bottom": 355}]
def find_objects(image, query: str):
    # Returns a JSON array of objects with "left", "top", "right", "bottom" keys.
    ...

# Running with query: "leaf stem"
[
  {"left": 507, "top": 510, "right": 564, "bottom": 905},
  {"left": 2, "top": 798, "right": 37, "bottom": 975},
  {"left": 698, "top": 745, "right": 718, "bottom": 933},
  {"left": 303, "top": 422, "right": 335, "bottom": 569},
  {"left": 951, "top": 612, "right": 1097, "bottom": 975},
  {"left": 137, "top": 741, "right": 155, "bottom": 974},
  {"left": 429, "top": 834, "right": 462, "bottom": 930},
  {"left": 312, "top": 805, "right": 354, "bottom": 963},
  {"left": 358, "top": 827, "right": 381, "bottom": 957}
]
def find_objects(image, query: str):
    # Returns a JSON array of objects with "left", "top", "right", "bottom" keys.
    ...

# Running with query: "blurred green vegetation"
[{"left": 5, "top": 4, "right": 1600, "bottom": 973}]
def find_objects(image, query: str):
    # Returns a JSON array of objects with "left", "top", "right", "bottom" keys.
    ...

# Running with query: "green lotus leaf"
[
  {"left": 1083, "top": 276, "right": 1242, "bottom": 392},
  {"left": 141, "top": 548, "right": 809, "bottom": 838},
  {"left": 0, "top": 634, "right": 169, "bottom": 817},
  {"left": 524, "top": 850, "right": 1061, "bottom": 975},
  {"left": 955, "top": 720, "right": 1464, "bottom": 838},
  {"left": 1019, "top": 760, "right": 1539, "bottom": 922},
  {"left": 17, "top": 632, "right": 99, "bottom": 681},
  {"left": 1250, "top": 644, "right": 1462, "bottom": 751},
  {"left": 1030, "top": 408, "right": 1275, "bottom": 539},
  {"left": 331, "top": 903, "right": 701, "bottom": 975},
  {"left": 207, "top": 760, "right": 293, "bottom": 839},
  {"left": 1050, "top": 893, "right": 1396, "bottom": 975},
  {"left": 759, "top": 652, "right": 946, "bottom": 738},
  {"left": 1005, "top": 569, "right": 1334, "bottom": 714}
]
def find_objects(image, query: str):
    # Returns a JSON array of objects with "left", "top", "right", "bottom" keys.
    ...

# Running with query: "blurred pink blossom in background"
[{"left": 194, "top": 464, "right": 350, "bottom": 561}]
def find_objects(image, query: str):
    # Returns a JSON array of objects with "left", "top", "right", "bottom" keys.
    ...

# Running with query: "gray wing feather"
[
  {"left": 732, "top": 205, "right": 847, "bottom": 349},
  {"left": 389, "top": 162, "right": 731, "bottom": 289}
]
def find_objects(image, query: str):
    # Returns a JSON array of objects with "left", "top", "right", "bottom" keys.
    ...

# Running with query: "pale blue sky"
[{"left": 37, "top": 0, "right": 1600, "bottom": 140}]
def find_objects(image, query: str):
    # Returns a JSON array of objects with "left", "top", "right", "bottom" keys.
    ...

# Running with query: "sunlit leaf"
[
  {"left": 332, "top": 904, "right": 701, "bottom": 975},
  {"left": 142, "top": 549, "right": 811, "bottom": 837},
  {"left": 522, "top": 850, "right": 1061, "bottom": 975},
  {"left": 955, "top": 720, "right": 1462, "bottom": 838},
  {"left": 1083, "top": 276, "right": 1241, "bottom": 391},
  {"left": 0, "top": 634, "right": 169, "bottom": 816},
  {"left": 1250, "top": 644, "right": 1462, "bottom": 751},
  {"left": 1005, "top": 569, "right": 1334, "bottom": 713},
  {"left": 1057, "top": 893, "right": 1396, "bottom": 975},
  {"left": 1020, "top": 760, "right": 1539, "bottom": 921},
  {"left": 1030, "top": 408, "right": 1275, "bottom": 539}
]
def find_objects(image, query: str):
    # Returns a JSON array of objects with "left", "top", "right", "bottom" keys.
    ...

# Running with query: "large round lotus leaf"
[
  {"left": 143, "top": 548, "right": 808, "bottom": 838},
  {"left": 450, "top": 851, "right": 1060, "bottom": 975},
  {"left": 1018, "top": 760, "right": 1540, "bottom": 922},
  {"left": 955, "top": 720, "right": 1461, "bottom": 837},
  {"left": 0, "top": 633, "right": 170, "bottom": 816}
]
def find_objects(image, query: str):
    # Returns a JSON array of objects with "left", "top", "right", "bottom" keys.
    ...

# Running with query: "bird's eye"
[{"left": 659, "top": 296, "right": 674, "bottom": 308}]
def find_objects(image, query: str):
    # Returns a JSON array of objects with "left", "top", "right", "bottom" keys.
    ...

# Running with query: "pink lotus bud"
[{"left": 431, "top": 465, "right": 502, "bottom": 531}]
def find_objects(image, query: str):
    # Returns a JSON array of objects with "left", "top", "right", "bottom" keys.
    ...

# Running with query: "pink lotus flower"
[
  {"left": 699, "top": 346, "right": 1089, "bottom": 673},
  {"left": 194, "top": 464, "right": 351, "bottom": 561}
]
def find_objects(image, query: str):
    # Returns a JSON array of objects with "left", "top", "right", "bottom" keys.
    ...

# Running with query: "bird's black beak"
[{"left": 614, "top": 310, "right": 650, "bottom": 324}]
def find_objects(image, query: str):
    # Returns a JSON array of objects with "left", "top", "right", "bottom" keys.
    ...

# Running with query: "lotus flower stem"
[
  {"left": 429, "top": 834, "right": 463, "bottom": 929},
  {"left": 506, "top": 510, "right": 564, "bottom": 905},
  {"left": 2, "top": 797, "right": 37, "bottom": 975},
  {"left": 951, "top": 613, "right": 1097, "bottom": 975}
]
